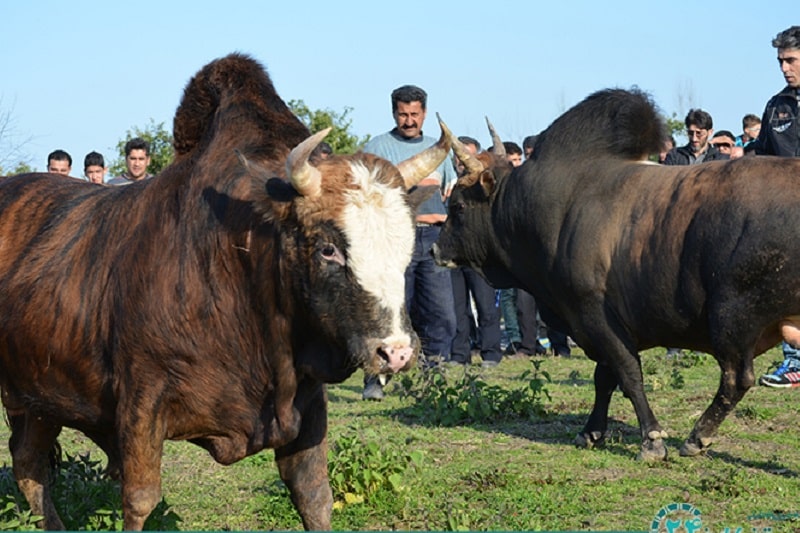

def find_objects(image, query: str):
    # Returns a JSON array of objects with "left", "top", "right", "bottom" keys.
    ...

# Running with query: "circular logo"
[{"left": 651, "top": 503, "right": 703, "bottom": 533}]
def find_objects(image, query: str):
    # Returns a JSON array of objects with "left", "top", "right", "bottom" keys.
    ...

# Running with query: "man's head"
[
  {"left": 658, "top": 135, "right": 676, "bottom": 164},
  {"left": 710, "top": 130, "right": 736, "bottom": 156},
  {"left": 684, "top": 109, "right": 714, "bottom": 154},
  {"left": 741, "top": 114, "right": 761, "bottom": 142},
  {"left": 773, "top": 26, "right": 800, "bottom": 89},
  {"left": 522, "top": 135, "right": 538, "bottom": 159},
  {"left": 503, "top": 141, "right": 523, "bottom": 167},
  {"left": 84, "top": 151, "right": 106, "bottom": 184},
  {"left": 124, "top": 137, "right": 151, "bottom": 180},
  {"left": 47, "top": 149, "right": 72, "bottom": 175},
  {"left": 453, "top": 136, "right": 480, "bottom": 176},
  {"left": 391, "top": 85, "right": 427, "bottom": 139}
]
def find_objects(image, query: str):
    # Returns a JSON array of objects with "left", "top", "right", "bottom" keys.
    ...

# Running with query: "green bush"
[
  {"left": 397, "top": 359, "right": 551, "bottom": 426},
  {"left": 0, "top": 453, "right": 180, "bottom": 531},
  {"left": 327, "top": 428, "right": 422, "bottom": 507}
]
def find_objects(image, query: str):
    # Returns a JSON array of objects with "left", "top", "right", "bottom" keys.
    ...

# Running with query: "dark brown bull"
[
  {"left": 434, "top": 88, "right": 800, "bottom": 461},
  {"left": 0, "top": 53, "right": 452, "bottom": 529}
]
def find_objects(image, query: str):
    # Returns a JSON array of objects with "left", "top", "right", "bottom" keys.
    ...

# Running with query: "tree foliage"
[
  {"left": 0, "top": 97, "right": 33, "bottom": 175},
  {"left": 288, "top": 100, "right": 369, "bottom": 154},
  {"left": 664, "top": 112, "right": 685, "bottom": 140},
  {"left": 109, "top": 119, "right": 174, "bottom": 177}
]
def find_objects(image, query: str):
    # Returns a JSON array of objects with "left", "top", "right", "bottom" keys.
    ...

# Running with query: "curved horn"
[
  {"left": 450, "top": 130, "right": 485, "bottom": 179},
  {"left": 396, "top": 114, "right": 452, "bottom": 189},
  {"left": 286, "top": 127, "right": 332, "bottom": 197},
  {"left": 486, "top": 116, "right": 506, "bottom": 158}
]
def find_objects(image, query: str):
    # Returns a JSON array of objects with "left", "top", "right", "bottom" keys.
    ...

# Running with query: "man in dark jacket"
[
  {"left": 754, "top": 26, "right": 800, "bottom": 388},
  {"left": 663, "top": 109, "right": 729, "bottom": 165}
]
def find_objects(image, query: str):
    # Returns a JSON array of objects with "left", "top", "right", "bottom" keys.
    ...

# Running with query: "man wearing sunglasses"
[{"left": 663, "top": 109, "right": 730, "bottom": 166}]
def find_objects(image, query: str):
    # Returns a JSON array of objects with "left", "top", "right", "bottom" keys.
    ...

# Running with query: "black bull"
[{"left": 434, "top": 88, "right": 800, "bottom": 461}]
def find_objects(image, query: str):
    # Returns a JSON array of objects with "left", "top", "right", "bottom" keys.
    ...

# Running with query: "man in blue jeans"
[{"left": 361, "top": 84, "right": 457, "bottom": 400}]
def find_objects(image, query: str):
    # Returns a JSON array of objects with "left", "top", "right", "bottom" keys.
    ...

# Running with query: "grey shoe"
[
  {"left": 481, "top": 360, "right": 500, "bottom": 369},
  {"left": 362, "top": 376, "right": 385, "bottom": 401}
]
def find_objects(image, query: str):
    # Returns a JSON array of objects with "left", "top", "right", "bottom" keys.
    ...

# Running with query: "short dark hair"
[
  {"left": 772, "top": 26, "right": 800, "bottom": 50},
  {"left": 84, "top": 151, "right": 105, "bottom": 169},
  {"left": 684, "top": 109, "right": 713, "bottom": 130},
  {"left": 503, "top": 141, "right": 522, "bottom": 156},
  {"left": 48, "top": 149, "right": 72, "bottom": 166},
  {"left": 391, "top": 85, "right": 427, "bottom": 112},
  {"left": 712, "top": 130, "right": 736, "bottom": 144},
  {"left": 124, "top": 137, "right": 150, "bottom": 157},
  {"left": 522, "top": 135, "right": 538, "bottom": 150},
  {"left": 742, "top": 114, "right": 761, "bottom": 129},
  {"left": 457, "top": 136, "right": 481, "bottom": 151}
]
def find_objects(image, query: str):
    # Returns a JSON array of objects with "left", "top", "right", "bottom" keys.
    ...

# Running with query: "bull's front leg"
[
  {"left": 117, "top": 395, "right": 166, "bottom": 531},
  {"left": 274, "top": 382, "right": 332, "bottom": 530},
  {"left": 575, "top": 363, "right": 616, "bottom": 449},
  {"left": 8, "top": 413, "right": 64, "bottom": 530},
  {"left": 578, "top": 324, "right": 668, "bottom": 461}
]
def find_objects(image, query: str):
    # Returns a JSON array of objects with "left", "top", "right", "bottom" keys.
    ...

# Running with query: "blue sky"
[{"left": 0, "top": 1, "right": 791, "bottom": 173}]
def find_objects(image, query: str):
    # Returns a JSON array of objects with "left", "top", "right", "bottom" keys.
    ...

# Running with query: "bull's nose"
[{"left": 379, "top": 344, "right": 414, "bottom": 373}]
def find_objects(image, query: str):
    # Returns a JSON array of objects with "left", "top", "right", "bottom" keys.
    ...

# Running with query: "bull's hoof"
[
  {"left": 679, "top": 436, "right": 712, "bottom": 457},
  {"left": 637, "top": 438, "right": 668, "bottom": 462},
  {"left": 575, "top": 431, "right": 605, "bottom": 449},
  {"left": 637, "top": 429, "right": 669, "bottom": 462}
]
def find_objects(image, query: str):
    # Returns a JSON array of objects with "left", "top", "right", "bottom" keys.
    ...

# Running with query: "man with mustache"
[{"left": 360, "top": 84, "right": 458, "bottom": 400}]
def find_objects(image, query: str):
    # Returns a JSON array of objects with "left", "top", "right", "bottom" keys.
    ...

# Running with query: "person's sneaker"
[
  {"left": 481, "top": 360, "right": 500, "bottom": 369},
  {"left": 362, "top": 376, "right": 385, "bottom": 400},
  {"left": 503, "top": 342, "right": 521, "bottom": 356},
  {"left": 759, "top": 360, "right": 800, "bottom": 388}
]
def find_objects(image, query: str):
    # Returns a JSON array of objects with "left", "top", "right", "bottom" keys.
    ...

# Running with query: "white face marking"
[{"left": 340, "top": 162, "right": 414, "bottom": 343}]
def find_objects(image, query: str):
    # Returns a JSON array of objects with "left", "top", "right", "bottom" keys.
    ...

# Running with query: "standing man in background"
[
  {"left": 361, "top": 84, "right": 457, "bottom": 400},
  {"left": 754, "top": 26, "right": 800, "bottom": 388},
  {"left": 108, "top": 137, "right": 153, "bottom": 185},
  {"left": 47, "top": 149, "right": 72, "bottom": 176}
]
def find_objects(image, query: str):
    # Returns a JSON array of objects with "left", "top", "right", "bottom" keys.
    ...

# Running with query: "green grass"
[{"left": 2, "top": 346, "right": 800, "bottom": 531}]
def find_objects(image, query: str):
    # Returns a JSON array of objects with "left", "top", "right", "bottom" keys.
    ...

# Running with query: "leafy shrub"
[
  {"left": 327, "top": 428, "right": 422, "bottom": 508},
  {"left": 397, "top": 359, "right": 551, "bottom": 426},
  {"left": 0, "top": 453, "right": 180, "bottom": 531}
]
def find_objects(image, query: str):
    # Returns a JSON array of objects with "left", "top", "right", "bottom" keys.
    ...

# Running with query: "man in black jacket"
[
  {"left": 754, "top": 26, "right": 800, "bottom": 388},
  {"left": 663, "top": 109, "right": 729, "bottom": 166}
]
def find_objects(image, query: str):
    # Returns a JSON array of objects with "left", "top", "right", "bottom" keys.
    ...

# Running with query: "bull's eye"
[{"left": 320, "top": 242, "right": 346, "bottom": 266}]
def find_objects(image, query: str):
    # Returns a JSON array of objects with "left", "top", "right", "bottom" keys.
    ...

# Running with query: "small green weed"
[
  {"left": 327, "top": 428, "right": 422, "bottom": 508},
  {"left": 397, "top": 359, "right": 551, "bottom": 426}
]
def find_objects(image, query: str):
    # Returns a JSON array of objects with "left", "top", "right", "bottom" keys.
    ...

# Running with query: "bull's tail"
[{"left": 533, "top": 88, "right": 666, "bottom": 162}]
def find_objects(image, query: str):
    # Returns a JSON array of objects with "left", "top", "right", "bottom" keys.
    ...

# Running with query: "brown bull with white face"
[{"left": 0, "top": 53, "right": 451, "bottom": 530}]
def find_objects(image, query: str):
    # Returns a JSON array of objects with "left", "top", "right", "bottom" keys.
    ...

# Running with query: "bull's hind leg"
[
  {"left": 680, "top": 352, "right": 754, "bottom": 456},
  {"left": 9, "top": 413, "right": 64, "bottom": 530},
  {"left": 274, "top": 382, "right": 332, "bottom": 531}
]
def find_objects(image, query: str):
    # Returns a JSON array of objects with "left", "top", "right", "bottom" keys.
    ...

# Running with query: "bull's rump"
[{"left": 546, "top": 155, "right": 800, "bottom": 352}]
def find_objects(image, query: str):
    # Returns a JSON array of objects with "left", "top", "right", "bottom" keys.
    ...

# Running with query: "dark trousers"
[
  {"left": 516, "top": 289, "right": 570, "bottom": 356},
  {"left": 406, "top": 225, "right": 456, "bottom": 358},
  {"left": 450, "top": 266, "right": 502, "bottom": 363}
]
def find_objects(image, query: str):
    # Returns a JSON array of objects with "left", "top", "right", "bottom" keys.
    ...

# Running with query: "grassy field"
[{"left": 2, "top": 346, "right": 800, "bottom": 531}]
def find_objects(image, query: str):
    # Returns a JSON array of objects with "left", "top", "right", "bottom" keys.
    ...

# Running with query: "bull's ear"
[
  {"left": 406, "top": 185, "right": 439, "bottom": 212},
  {"left": 478, "top": 170, "right": 496, "bottom": 197}
]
